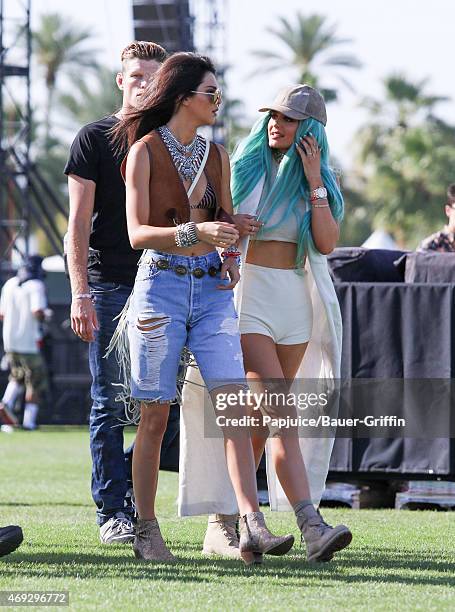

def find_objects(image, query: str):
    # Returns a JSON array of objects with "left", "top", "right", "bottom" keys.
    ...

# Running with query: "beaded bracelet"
[
  {"left": 221, "top": 245, "right": 241, "bottom": 266},
  {"left": 175, "top": 222, "right": 200, "bottom": 248}
]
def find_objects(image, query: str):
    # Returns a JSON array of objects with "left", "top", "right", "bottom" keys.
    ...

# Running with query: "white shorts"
[{"left": 239, "top": 263, "right": 313, "bottom": 345}]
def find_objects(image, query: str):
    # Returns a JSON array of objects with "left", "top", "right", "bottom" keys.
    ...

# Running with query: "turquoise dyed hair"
[{"left": 231, "top": 113, "right": 344, "bottom": 268}]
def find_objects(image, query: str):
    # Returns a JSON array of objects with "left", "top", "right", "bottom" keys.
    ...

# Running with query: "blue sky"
[{"left": 29, "top": 0, "right": 455, "bottom": 162}]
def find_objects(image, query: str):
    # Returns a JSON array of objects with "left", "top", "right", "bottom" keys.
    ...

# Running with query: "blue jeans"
[
  {"left": 89, "top": 281, "right": 133, "bottom": 526},
  {"left": 128, "top": 250, "right": 246, "bottom": 402},
  {"left": 88, "top": 281, "right": 180, "bottom": 525}
]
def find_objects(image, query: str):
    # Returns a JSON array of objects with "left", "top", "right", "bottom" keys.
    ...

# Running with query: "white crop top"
[{"left": 254, "top": 159, "right": 307, "bottom": 244}]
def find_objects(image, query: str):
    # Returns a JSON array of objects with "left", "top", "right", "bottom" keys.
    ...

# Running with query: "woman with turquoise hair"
[{"left": 179, "top": 85, "right": 352, "bottom": 563}]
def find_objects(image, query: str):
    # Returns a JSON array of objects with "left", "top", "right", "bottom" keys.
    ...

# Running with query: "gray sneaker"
[
  {"left": 99, "top": 512, "right": 134, "bottom": 544},
  {"left": 124, "top": 488, "right": 137, "bottom": 522}
]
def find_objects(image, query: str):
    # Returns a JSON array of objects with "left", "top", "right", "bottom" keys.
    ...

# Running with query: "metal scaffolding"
[
  {"left": 131, "top": 0, "right": 227, "bottom": 60},
  {"left": 132, "top": 0, "right": 228, "bottom": 142},
  {"left": 0, "top": 0, "right": 32, "bottom": 268},
  {"left": 191, "top": 0, "right": 227, "bottom": 142},
  {"left": 132, "top": 0, "right": 194, "bottom": 52},
  {"left": 0, "top": 0, "right": 229, "bottom": 271},
  {"left": 0, "top": 0, "right": 67, "bottom": 274},
  {"left": 190, "top": 0, "right": 226, "bottom": 67}
]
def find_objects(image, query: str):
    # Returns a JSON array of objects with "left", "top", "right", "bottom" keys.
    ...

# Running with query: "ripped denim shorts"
[{"left": 128, "top": 249, "right": 246, "bottom": 403}]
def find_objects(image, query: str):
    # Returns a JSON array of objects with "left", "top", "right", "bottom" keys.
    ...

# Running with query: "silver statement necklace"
[{"left": 158, "top": 125, "right": 205, "bottom": 181}]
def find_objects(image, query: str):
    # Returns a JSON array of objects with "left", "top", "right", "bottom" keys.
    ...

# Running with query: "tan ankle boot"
[
  {"left": 133, "top": 518, "right": 176, "bottom": 562},
  {"left": 239, "top": 512, "right": 294, "bottom": 564},
  {"left": 297, "top": 506, "right": 352, "bottom": 562},
  {"left": 202, "top": 514, "right": 241, "bottom": 559}
]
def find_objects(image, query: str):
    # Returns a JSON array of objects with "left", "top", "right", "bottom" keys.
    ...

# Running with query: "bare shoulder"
[
  {"left": 125, "top": 140, "right": 151, "bottom": 180},
  {"left": 128, "top": 140, "right": 150, "bottom": 163}
]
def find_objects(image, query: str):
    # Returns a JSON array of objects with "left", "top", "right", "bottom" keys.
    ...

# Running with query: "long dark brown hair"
[{"left": 112, "top": 52, "right": 216, "bottom": 150}]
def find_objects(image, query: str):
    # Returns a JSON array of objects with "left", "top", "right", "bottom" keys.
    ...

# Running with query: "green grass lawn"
[{"left": 1, "top": 428, "right": 454, "bottom": 611}]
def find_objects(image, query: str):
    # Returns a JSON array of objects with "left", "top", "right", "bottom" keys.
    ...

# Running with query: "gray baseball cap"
[{"left": 259, "top": 84, "right": 327, "bottom": 126}]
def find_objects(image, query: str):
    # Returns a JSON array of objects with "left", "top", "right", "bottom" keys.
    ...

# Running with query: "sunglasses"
[{"left": 190, "top": 88, "right": 222, "bottom": 105}]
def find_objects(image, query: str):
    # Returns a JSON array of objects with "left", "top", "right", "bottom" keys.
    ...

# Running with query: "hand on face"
[{"left": 295, "top": 133, "right": 321, "bottom": 182}]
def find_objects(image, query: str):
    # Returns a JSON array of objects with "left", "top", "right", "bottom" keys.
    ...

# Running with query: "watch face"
[{"left": 316, "top": 187, "right": 327, "bottom": 198}]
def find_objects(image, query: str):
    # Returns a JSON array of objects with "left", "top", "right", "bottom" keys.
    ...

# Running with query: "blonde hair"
[{"left": 121, "top": 41, "right": 167, "bottom": 70}]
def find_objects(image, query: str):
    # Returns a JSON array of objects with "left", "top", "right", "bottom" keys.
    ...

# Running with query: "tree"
[
  {"left": 357, "top": 73, "right": 449, "bottom": 159},
  {"left": 223, "top": 97, "right": 250, "bottom": 153},
  {"left": 59, "top": 66, "right": 122, "bottom": 130},
  {"left": 33, "top": 13, "right": 99, "bottom": 146},
  {"left": 252, "top": 13, "right": 361, "bottom": 102},
  {"left": 354, "top": 74, "right": 454, "bottom": 247},
  {"left": 338, "top": 177, "right": 374, "bottom": 247}
]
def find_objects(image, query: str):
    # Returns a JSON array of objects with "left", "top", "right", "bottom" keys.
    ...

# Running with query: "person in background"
[
  {"left": 0, "top": 256, "right": 49, "bottom": 431},
  {"left": 418, "top": 183, "right": 455, "bottom": 252},
  {"left": 65, "top": 41, "right": 167, "bottom": 544}
]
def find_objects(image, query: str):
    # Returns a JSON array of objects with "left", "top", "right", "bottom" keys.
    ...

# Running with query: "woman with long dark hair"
[{"left": 111, "top": 53, "right": 294, "bottom": 563}]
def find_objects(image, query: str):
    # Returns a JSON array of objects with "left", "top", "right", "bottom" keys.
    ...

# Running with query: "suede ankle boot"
[
  {"left": 297, "top": 505, "right": 352, "bottom": 562},
  {"left": 133, "top": 518, "right": 175, "bottom": 562},
  {"left": 239, "top": 511, "right": 294, "bottom": 565},
  {"left": 202, "top": 514, "right": 241, "bottom": 559}
]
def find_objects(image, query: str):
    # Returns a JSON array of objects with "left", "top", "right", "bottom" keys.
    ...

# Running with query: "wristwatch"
[{"left": 310, "top": 186, "right": 328, "bottom": 201}]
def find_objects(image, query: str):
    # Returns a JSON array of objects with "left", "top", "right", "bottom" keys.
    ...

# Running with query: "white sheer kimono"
[{"left": 177, "top": 177, "right": 342, "bottom": 515}]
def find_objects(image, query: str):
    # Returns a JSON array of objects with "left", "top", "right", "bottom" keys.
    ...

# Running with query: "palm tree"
[
  {"left": 353, "top": 73, "right": 454, "bottom": 246},
  {"left": 368, "top": 74, "right": 447, "bottom": 128},
  {"left": 59, "top": 66, "right": 122, "bottom": 130},
  {"left": 357, "top": 74, "right": 449, "bottom": 164},
  {"left": 33, "top": 13, "right": 99, "bottom": 145},
  {"left": 252, "top": 13, "right": 361, "bottom": 102}
]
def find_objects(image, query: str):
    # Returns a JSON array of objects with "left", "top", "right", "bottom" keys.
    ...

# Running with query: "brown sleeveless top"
[{"left": 121, "top": 130, "right": 230, "bottom": 227}]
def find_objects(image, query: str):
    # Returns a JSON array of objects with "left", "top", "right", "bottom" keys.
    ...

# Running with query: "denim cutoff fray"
[{"left": 128, "top": 249, "right": 246, "bottom": 403}]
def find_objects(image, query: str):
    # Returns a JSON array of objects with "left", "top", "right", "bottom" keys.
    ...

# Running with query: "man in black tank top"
[{"left": 65, "top": 41, "right": 166, "bottom": 543}]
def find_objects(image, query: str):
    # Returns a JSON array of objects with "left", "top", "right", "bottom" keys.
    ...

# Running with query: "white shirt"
[{"left": 0, "top": 277, "right": 47, "bottom": 354}]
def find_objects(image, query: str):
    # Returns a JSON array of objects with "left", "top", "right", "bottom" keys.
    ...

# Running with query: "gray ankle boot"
[
  {"left": 239, "top": 511, "right": 294, "bottom": 564},
  {"left": 203, "top": 514, "right": 241, "bottom": 559},
  {"left": 297, "top": 506, "right": 352, "bottom": 562},
  {"left": 133, "top": 518, "right": 176, "bottom": 562}
]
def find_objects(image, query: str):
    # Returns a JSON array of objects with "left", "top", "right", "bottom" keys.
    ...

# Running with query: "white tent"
[
  {"left": 362, "top": 229, "right": 398, "bottom": 250},
  {"left": 42, "top": 255, "right": 65, "bottom": 273}
]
